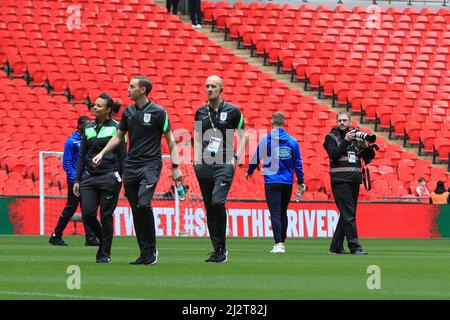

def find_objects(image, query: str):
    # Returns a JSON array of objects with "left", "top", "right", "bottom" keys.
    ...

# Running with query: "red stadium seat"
[
  {"left": 71, "top": 87, "right": 88, "bottom": 104},
  {"left": 434, "top": 138, "right": 450, "bottom": 162},
  {"left": 405, "top": 122, "right": 422, "bottom": 145}
]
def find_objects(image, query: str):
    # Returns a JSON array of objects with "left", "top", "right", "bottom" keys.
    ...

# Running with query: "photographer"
[{"left": 323, "top": 111, "right": 375, "bottom": 255}]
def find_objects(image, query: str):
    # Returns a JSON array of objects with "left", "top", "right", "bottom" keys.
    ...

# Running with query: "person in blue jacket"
[
  {"left": 246, "top": 112, "right": 306, "bottom": 253},
  {"left": 49, "top": 116, "right": 99, "bottom": 246}
]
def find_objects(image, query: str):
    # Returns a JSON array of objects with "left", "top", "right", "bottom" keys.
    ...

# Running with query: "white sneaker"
[
  {"left": 192, "top": 24, "right": 197, "bottom": 29},
  {"left": 270, "top": 243, "right": 285, "bottom": 253},
  {"left": 196, "top": 24, "right": 202, "bottom": 29}
]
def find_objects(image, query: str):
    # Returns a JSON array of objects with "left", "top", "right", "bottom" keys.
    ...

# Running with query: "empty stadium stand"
[
  {"left": 0, "top": 0, "right": 449, "bottom": 201},
  {"left": 206, "top": 1, "right": 450, "bottom": 165}
]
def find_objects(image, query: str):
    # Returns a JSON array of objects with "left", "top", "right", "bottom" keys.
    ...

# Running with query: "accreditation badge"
[
  {"left": 348, "top": 151, "right": 356, "bottom": 163},
  {"left": 206, "top": 136, "right": 221, "bottom": 156}
]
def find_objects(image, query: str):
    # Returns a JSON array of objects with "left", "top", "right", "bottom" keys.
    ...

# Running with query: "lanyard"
[
  {"left": 142, "top": 101, "right": 152, "bottom": 112},
  {"left": 207, "top": 100, "right": 224, "bottom": 134},
  {"left": 135, "top": 100, "right": 152, "bottom": 112}
]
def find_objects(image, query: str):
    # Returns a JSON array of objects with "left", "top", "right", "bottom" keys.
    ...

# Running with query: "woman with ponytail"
[{"left": 73, "top": 93, "right": 126, "bottom": 263}]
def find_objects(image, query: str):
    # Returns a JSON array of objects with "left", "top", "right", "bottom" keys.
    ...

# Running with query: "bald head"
[
  {"left": 206, "top": 75, "right": 223, "bottom": 88},
  {"left": 205, "top": 75, "right": 223, "bottom": 106}
]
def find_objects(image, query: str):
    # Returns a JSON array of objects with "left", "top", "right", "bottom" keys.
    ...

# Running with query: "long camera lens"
[{"left": 355, "top": 131, "right": 376, "bottom": 143}]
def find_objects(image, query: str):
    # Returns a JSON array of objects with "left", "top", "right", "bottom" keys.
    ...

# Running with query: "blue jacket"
[
  {"left": 63, "top": 131, "right": 82, "bottom": 183},
  {"left": 247, "top": 128, "right": 304, "bottom": 185}
]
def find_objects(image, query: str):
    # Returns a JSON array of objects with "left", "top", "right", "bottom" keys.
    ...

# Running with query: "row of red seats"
[
  {"left": 202, "top": 1, "right": 450, "bottom": 23},
  {"left": 0, "top": 0, "right": 342, "bottom": 132},
  {"left": 205, "top": 1, "right": 450, "bottom": 165},
  {"left": 1, "top": 69, "right": 449, "bottom": 198},
  {"left": 2, "top": 64, "right": 428, "bottom": 199}
]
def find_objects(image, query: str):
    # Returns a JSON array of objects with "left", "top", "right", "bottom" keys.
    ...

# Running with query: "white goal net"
[{"left": 39, "top": 152, "right": 183, "bottom": 237}]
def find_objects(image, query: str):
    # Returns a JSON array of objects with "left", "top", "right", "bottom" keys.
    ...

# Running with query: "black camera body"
[{"left": 350, "top": 129, "right": 377, "bottom": 143}]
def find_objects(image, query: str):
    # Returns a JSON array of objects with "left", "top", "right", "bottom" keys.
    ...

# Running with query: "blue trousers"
[{"left": 265, "top": 183, "right": 293, "bottom": 244}]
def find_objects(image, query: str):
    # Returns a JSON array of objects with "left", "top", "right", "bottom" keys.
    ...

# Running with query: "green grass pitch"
[{"left": 0, "top": 236, "right": 449, "bottom": 300}]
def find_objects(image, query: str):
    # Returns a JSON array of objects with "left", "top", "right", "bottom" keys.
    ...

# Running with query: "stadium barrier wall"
[{"left": 0, "top": 196, "right": 447, "bottom": 238}]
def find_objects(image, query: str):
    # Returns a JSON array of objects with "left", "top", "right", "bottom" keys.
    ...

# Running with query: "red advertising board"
[{"left": 5, "top": 197, "right": 439, "bottom": 238}]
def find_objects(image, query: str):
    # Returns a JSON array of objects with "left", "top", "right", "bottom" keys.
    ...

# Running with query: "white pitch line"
[{"left": 0, "top": 290, "right": 143, "bottom": 300}]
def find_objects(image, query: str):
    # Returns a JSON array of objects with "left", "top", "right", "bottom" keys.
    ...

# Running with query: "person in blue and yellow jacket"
[
  {"left": 247, "top": 112, "right": 306, "bottom": 254},
  {"left": 49, "top": 116, "right": 98, "bottom": 247}
]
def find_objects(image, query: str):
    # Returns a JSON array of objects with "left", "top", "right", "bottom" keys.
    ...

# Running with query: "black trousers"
[
  {"left": 265, "top": 183, "right": 292, "bottom": 244},
  {"left": 166, "top": 0, "right": 179, "bottom": 14},
  {"left": 189, "top": 0, "right": 202, "bottom": 25},
  {"left": 195, "top": 164, "right": 234, "bottom": 251},
  {"left": 330, "top": 182, "right": 362, "bottom": 252},
  {"left": 53, "top": 181, "right": 96, "bottom": 239},
  {"left": 80, "top": 172, "right": 121, "bottom": 256},
  {"left": 123, "top": 165, "right": 160, "bottom": 257}
]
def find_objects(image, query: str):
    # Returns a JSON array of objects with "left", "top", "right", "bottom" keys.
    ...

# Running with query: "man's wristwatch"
[{"left": 172, "top": 163, "right": 179, "bottom": 169}]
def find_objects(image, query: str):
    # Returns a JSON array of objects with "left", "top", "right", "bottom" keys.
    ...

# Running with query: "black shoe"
[
  {"left": 205, "top": 248, "right": 228, "bottom": 263},
  {"left": 130, "top": 253, "right": 157, "bottom": 265},
  {"left": 142, "top": 253, "right": 157, "bottom": 265},
  {"left": 96, "top": 256, "right": 111, "bottom": 263},
  {"left": 130, "top": 255, "right": 145, "bottom": 265},
  {"left": 205, "top": 251, "right": 218, "bottom": 263},
  {"left": 214, "top": 248, "right": 228, "bottom": 263},
  {"left": 329, "top": 250, "right": 347, "bottom": 255},
  {"left": 350, "top": 249, "right": 368, "bottom": 255},
  {"left": 85, "top": 238, "right": 99, "bottom": 246},
  {"left": 49, "top": 234, "right": 67, "bottom": 246}
]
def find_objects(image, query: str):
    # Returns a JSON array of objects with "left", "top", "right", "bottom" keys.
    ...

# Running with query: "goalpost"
[
  {"left": 39, "top": 152, "right": 182, "bottom": 237},
  {"left": 39, "top": 151, "right": 64, "bottom": 236}
]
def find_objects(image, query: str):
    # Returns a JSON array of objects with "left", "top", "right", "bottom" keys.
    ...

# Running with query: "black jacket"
[
  {"left": 323, "top": 128, "right": 375, "bottom": 184},
  {"left": 75, "top": 118, "right": 126, "bottom": 182}
]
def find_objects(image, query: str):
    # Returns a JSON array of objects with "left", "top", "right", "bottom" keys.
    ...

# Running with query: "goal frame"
[{"left": 39, "top": 152, "right": 181, "bottom": 236}]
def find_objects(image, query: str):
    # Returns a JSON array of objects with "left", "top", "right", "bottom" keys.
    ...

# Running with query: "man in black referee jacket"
[
  {"left": 92, "top": 76, "right": 182, "bottom": 265},
  {"left": 194, "top": 75, "right": 248, "bottom": 263}
]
